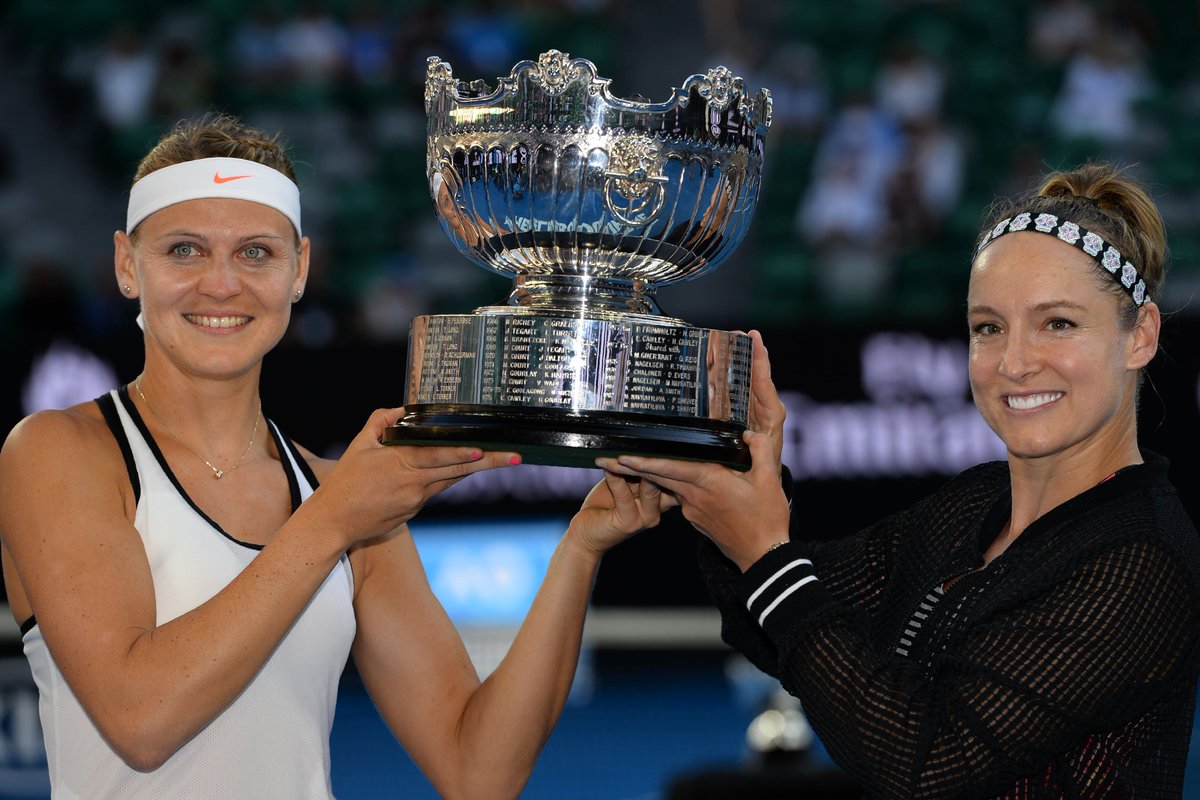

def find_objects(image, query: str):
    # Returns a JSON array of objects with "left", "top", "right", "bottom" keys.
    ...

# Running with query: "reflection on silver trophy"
[{"left": 383, "top": 50, "right": 772, "bottom": 468}]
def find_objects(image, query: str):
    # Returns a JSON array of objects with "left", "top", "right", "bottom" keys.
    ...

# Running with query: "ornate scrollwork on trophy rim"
[
  {"left": 428, "top": 129, "right": 762, "bottom": 174},
  {"left": 530, "top": 49, "right": 584, "bottom": 95},
  {"left": 677, "top": 76, "right": 772, "bottom": 132},
  {"left": 695, "top": 66, "right": 737, "bottom": 112},
  {"left": 425, "top": 49, "right": 771, "bottom": 131},
  {"left": 424, "top": 57, "right": 457, "bottom": 114}
]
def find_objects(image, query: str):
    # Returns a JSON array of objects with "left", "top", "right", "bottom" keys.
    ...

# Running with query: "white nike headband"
[{"left": 126, "top": 157, "right": 302, "bottom": 235}]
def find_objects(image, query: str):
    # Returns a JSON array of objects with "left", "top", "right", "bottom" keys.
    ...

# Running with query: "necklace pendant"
[{"left": 214, "top": 470, "right": 224, "bottom": 479}]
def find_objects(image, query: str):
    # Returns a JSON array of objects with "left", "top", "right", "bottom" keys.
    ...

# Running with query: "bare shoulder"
[
  {"left": 1, "top": 401, "right": 117, "bottom": 468},
  {"left": 0, "top": 401, "right": 132, "bottom": 531}
]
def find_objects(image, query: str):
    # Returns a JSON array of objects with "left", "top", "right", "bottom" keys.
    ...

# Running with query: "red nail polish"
[
  {"left": 508, "top": 455, "right": 522, "bottom": 465},
  {"left": 470, "top": 450, "right": 482, "bottom": 460}
]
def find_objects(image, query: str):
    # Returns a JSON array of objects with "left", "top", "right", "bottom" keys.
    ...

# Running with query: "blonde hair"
[{"left": 133, "top": 113, "right": 297, "bottom": 185}]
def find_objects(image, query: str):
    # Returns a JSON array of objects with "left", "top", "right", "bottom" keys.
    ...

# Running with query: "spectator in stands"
[
  {"left": 796, "top": 153, "right": 892, "bottom": 307},
  {"left": 601, "top": 163, "right": 1200, "bottom": 797},
  {"left": 277, "top": 1, "right": 349, "bottom": 87},
  {"left": 1050, "top": 21, "right": 1152, "bottom": 148},
  {"left": 906, "top": 117, "right": 964, "bottom": 219},
  {"left": 811, "top": 94, "right": 904, "bottom": 190},
  {"left": 885, "top": 116, "right": 965, "bottom": 247},
  {"left": 152, "top": 36, "right": 214, "bottom": 123},
  {"left": 443, "top": 0, "right": 526, "bottom": 77},
  {"left": 92, "top": 26, "right": 157, "bottom": 134},
  {"left": 797, "top": 94, "right": 904, "bottom": 308},
  {"left": 227, "top": 6, "right": 289, "bottom": 92},
  {"left": 874, "top": 40, "right": 945, "bottom": 127},
  {"left": 760, "top": 42, "right": 828, "bottom": 141},
  {"left": 346, "top": 1, "right": 396, "bottom": 88},
  {"left": 0, "top": 114, "right": 666, "bottom": 799},
  {"left": 1028, "top": 0, "right": 1099, "bottom": 64}
]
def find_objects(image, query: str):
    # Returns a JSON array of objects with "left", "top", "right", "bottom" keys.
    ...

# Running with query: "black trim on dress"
[
  {"left": 116, "top": 384, "right": 301, "bottom": 553},
  {"left": 19, "top": 388, "right": 326, "bottom": 638},
  {"left": 276, "top": 429, "right": 321, "bottom": 492},
  {"left": 96, "top": 391, "right": 142, "bottom": 504},
  {"left": 266, "top": 420, "right": 304, "bottom": 512}
]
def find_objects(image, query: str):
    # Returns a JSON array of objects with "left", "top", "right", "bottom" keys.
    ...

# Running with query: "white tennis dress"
[{"left": 21, "top": 387, "right": 356, "bottom": 799}]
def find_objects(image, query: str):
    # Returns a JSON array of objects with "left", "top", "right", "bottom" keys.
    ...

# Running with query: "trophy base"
[{"left": 383, "top": 404, "right": 750, "bottom": 470}]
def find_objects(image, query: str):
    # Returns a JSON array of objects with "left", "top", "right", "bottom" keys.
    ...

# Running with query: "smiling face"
[
  {"left": 115, "top": 197, "right": 309, "bottom": 381},
  {"left": 967, "top": 231, "right": 1157, "bottom": 467}
]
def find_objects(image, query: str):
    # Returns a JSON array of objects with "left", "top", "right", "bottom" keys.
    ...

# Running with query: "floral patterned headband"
[{"left": 975, "top": 211, "right": 1149, "bottom": 307}]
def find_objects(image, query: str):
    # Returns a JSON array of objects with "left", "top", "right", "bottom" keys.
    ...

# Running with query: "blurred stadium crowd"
[{"left": 3, "top": 0, "right": 1200, "bottom": 351}]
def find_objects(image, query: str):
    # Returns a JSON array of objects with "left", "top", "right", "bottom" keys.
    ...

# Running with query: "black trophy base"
[{"left": 382, "top": 404, "right": 751, "bottom": 471}]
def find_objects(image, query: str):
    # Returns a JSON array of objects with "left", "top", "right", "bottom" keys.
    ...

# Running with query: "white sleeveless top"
[{"left": 21, "top": 387, "right": 356, "bottom": 799}]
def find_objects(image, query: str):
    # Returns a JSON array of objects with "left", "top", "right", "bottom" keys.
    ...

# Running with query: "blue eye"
[
  {"left": 244, "top": 245, "right": 268, "bottom": 260},
  {"left": 171, "top": 243, "right": 199, "bottom": 258}
]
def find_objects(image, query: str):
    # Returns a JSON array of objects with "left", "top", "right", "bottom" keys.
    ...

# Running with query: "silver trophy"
[{"left": 383, "top": 50, "right": 771, "bottom": 468}]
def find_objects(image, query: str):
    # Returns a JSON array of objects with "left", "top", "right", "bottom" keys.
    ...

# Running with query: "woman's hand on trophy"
[
  {"left": 567, "top": 470, "right": 678, "bottom": 557},
  {"left": 302, "top": 407, "right": 519, "bottom": 550},
  {"left": 596, "top": 430, "right": 789, "bottom": 571},
  {"left": 745, "top": 330, "right": 787, "bottom": 472},
  {"left": 594, "top": 330, "right": 791, "bottom": 570}
]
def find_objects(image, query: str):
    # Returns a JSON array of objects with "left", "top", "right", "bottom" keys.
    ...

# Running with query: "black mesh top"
[{"left": 699, "top": 453, "right": 1200, "bottom": 799}]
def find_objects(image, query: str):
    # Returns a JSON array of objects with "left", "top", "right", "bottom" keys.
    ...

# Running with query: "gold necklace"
[{"left": 134, "top": 379, "right": 261, "bottom": 479}]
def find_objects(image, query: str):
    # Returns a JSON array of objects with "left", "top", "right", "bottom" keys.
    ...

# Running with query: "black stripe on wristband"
[{"left": 738, "top": 541, "right": 830, "bottom": 638}]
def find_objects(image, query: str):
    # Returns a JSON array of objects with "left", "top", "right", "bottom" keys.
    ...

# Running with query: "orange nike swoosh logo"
[{"left": 213, "top": 172, "right": 252, "bottom": 184}]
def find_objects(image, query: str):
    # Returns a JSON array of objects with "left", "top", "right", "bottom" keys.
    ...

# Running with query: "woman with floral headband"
[
  {"left": 601, "top": 163, "right": 1200, "bottom": 797},
  {"left": 0, "top": 114, "right": 667, "bottom": 799}
]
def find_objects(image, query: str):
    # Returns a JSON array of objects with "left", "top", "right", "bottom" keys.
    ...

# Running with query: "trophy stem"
[{"left": 502, "top": 273, "right": 664, "bottom": 317}]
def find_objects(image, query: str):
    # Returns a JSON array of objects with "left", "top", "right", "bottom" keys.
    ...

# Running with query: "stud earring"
[
  {"left": 122, "top": 284, "right": 132, "bottom": 295},
  {"left": 294, "top": 290, "right": 303, "bottom": 302}
]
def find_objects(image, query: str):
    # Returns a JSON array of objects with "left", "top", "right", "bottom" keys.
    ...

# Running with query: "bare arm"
[
  {"left": 353, "top": 472, "right": 670, "bottom": 800},
  {"left": 0, "top": 405, "right": 511, "bottom": 770}
]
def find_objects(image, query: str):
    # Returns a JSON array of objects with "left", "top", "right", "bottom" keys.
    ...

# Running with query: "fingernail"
[
  {"left": 508, "top": 455, "right": 522, "bottom": 465},
  {"left": 470, "top": 450, "right": 483, "bottom": 460}
]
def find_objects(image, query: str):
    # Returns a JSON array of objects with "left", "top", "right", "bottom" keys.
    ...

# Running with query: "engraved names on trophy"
[
  {"left": 415, "top": 316, "right": 479, "bottom": 403},
  {"left": 623, "top": 328, "right": 703, "bottom": 413},
  {"left": 494, "top": 316, "right": 587, "bottom": 406},
  {"left": 407, "top": 316, "right": 749, "bottom": 420}
]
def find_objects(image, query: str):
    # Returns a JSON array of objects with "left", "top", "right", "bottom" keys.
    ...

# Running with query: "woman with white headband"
[
  {"left": 602, "top": 163, "right": 1200, "bottom": 797},
  {"left": 0, "top": 115, "right": 667, "bottom": 798}
]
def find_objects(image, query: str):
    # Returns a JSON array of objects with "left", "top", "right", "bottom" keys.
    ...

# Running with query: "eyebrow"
[
  {"left": 967, "top": 299, "right": 1089, "bottom": 317},
  {"left": 154, "top": 229, "right": 287, "bottom": 243}
]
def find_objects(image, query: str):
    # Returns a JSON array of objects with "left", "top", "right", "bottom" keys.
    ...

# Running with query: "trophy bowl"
[{"left": 383, "top": 50, "right": 771, "bottom": 469}]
